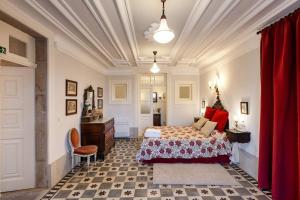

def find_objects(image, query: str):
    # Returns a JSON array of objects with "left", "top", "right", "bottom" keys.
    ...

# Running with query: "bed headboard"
[{"left": 211, "top": 97, "right": 229, "bottom": 130}]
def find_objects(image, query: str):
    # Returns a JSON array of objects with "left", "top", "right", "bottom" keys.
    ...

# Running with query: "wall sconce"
[{"left": 208, "top": 79, "right": 220, "bottom": 101}]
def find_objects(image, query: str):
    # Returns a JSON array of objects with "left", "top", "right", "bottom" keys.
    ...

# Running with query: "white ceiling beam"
[
  {"left": 169, "top": 0, "right": 211, "bottom": 61},
  {"left": 196, "top": 0, "right": 298, "bottom": 68},
  {"left": 184, "top": 0, "right": 240, "bottom": 57},
  {"left": 114, "top": 0, "right": 139, "bottom": 66},
  {"left": 25, "top": 0, "right": 111, "bottom": 68},
  {"left": 84, "top": 0, "right": 130, "bottom": 65},
  {"left": 195, "top": 0, "right": 274, "bottom": 62},
  {"left": 50, "top": 0, "right": 114, "bottom": 63}
]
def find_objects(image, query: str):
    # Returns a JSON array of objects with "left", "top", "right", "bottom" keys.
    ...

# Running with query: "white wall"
[
  {"left": 48, "top": 49, "right": 105, "bottom": 164},
  {"left": 167, "top": 74, "right": 200, "bottom": 126},
  {"left": 200, "top": 48, "right": 260, "bottom": 157},
  {"left": 199, "top": 41, "right": 261, "bottom": 178},
  {"left": 104, "top": 75, "right": 137, "bottom": 137}
]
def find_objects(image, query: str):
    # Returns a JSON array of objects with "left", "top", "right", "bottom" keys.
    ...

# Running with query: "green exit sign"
[{"left": 0, "top": 46, "right": 7, "bottom": 54}]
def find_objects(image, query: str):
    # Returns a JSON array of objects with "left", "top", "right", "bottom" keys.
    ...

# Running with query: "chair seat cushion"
[{"left": 74, "top": 145, "right": 98, "bottom": 155}]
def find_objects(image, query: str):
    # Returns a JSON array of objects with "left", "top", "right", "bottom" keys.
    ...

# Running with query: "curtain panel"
[{"left": 258, "top": 8, "right": 300, "bottom": 200}]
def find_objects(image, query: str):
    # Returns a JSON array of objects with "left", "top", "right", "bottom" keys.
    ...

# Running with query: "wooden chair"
[{"left": 69, "top": 128, "right": 97, "bottom": 169}]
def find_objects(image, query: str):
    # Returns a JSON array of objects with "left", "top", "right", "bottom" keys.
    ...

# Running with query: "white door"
[
  {"left": 0, "top": 66, "right": 35, "bottom": 192},
  {"left": 139, "top": 86, "right": 153, "bottom": 134},
  {"left": 138, "top": 75, "right": 154, "bottom": 135}
]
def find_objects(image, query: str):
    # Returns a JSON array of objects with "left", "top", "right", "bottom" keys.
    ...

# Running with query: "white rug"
[{"left": 153, "top": 163, "right": 240, "bottom": 186}]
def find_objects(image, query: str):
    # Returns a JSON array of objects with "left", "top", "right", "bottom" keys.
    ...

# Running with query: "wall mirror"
[{"left": 82, "top": 85, "right": 95, "bottom": 116}]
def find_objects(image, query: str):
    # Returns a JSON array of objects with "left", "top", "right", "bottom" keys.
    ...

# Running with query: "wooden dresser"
[
  {"left": 153, "top": 113, "right": 161, "bottom": 126},
  {"left": 81, "top": 117, "right": 115, "bottom": 160}
]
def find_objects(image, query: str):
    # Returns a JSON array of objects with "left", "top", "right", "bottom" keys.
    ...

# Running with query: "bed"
[{"left": 136, "top": 99, "right": 232, "bottom": 164}]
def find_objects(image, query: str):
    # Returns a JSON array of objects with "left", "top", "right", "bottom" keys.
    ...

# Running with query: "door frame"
[{"left": 0, "top": 39, "right": 48, "bottom": 189}]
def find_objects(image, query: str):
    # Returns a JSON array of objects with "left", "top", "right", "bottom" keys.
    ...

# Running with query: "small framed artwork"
[
  {"left": 97, "top": 87, "right": 103, "bottom": 98},
  {"left": 201, "top": 100, "right": 206, "bottom": 108},
  {"left": 66, "top": 99, "right": 77, "bottom": 115},
  {"left": 175, "top": 81, "right": 195, "bottom": 104},
  {"left": 153, "top": 92, "right": 158, "bottom": 103},
  {"left": 66, "top": 79, "right": 77, "bottom": 96},
  {"left": 240, "top": 102, "right": 249, "bottom": 114},
  {"left": 98, "top": 99, "right": 103, "bottom": 109}
]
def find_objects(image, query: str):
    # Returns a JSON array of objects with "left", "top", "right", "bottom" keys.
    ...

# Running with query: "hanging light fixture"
[
  {"left": 153, "top": 0, "right": 175, "bottom": 44},
  {"left": 150, "top": 51, "right": 160, "bottom": 73}
]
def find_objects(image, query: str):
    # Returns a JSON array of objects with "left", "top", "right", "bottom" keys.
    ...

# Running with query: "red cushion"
[
  {"left": 211, "top": 110, "right": 229, "bottom": 132},
  {"left": 204, "top": 107, "right": 217, "bottom": 120}
]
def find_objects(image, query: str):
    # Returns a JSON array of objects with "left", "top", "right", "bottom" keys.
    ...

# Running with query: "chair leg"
[
  {"left": 71, "top": 155, "right": 74, "bottom": 171},
  {"left": 94, "top": 153, "right": 97, "bottom": 166},
  {"left": 87, "top": 155, "right": 90, "bottom": 169}
]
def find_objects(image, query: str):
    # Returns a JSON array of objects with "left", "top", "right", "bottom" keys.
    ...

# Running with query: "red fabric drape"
[{"left": 258, "top": 9, "right": 300, "bottom": 200}]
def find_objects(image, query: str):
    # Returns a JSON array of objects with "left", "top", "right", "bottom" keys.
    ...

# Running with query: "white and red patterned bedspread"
[{"left": 136, "top": 126, "right": 232, "bottom": 162}]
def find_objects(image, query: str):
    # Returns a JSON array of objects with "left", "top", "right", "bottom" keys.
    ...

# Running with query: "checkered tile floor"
[{"left": 41, "top": 139, "right": 272, "bottom": 200}]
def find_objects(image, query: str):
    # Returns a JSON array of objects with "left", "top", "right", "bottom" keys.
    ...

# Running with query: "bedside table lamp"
[{"left": 233, "top": 115, "right": 239, "bottom": 130}]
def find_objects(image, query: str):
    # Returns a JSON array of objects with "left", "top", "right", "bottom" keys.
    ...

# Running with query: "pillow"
[
  {"left": 211, "top": 109, "right": 229, "bottom": 132},
  {"left": 204, "top": 107, "right": 217, "bottom": 120},
  {"left": 193, "top": 117, "right": 209, "bottom": 130},
  {"left": 200, "top": 121, "right": 217, "bottom": 137}
]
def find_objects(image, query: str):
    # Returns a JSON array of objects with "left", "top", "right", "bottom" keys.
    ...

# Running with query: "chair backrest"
[{"left": 69, "top": 128, "right": 80, "bottom": 150}]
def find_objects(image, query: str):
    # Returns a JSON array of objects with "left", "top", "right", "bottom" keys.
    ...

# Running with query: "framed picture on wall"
[
  {"left": 201, "top": 100, "right": 206, "bottom": 108},
  {"left": 175, "top": 81, "right": 195, "bottom": 104},
  {"left": 98, "top": 99, "right": 103, "bottom": 109},
  {"left": 240, "top": 102, "right": 249, "bottom": 114},
  {"left": 109, "top": 80, "right": 131, "bottom": 104},
  {"left": 97, "top": 87, "right": 103, "bottom": 98},
  {"left": 66, "top": 79, "right": 77, "bottom": 96},
  {"left": 66, "top": 99, "right": 77, "bottom": 115}
]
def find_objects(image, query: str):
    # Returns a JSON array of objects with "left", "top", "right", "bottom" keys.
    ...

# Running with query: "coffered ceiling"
[{"left": 10, "top": 0, "right": 300, "bottom": 70}]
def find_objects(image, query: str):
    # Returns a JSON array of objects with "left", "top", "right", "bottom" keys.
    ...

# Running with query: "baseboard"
[
  {"left": 237, "top": 149, "right": 258, "bottom": 180},
  {"left": 48, "top": 153, "right": 72, "bottom": 187}
]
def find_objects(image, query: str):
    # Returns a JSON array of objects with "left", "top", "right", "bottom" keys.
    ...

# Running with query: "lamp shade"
[
  {"left": 153, "top": 18, "right": 175, "bottom": 44},
  {"left": 150, "top": 62, "right": 160, "bottom": 73}
]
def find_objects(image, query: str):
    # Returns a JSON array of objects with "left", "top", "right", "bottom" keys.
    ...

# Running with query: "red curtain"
[{"left": 258, "top": 9, "right": 300, "bottom": 200}]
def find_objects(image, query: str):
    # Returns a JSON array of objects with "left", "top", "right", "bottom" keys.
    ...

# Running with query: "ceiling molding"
[
  {"left": 20, "top": 0, "right": 300, "bottom": 72},
  {"left": 199, "top": 34, "right": 259, "bottom": 75},
  {"left": 197, "top": 0, "right": 298, "bottom": 67},
  {"left": 84, "top": 0, "right": 130, "bottom": 63},
  {"left": 169, "top": 0, "right": 211, "bottom": 61},
  {"left": 114, "top": 0, "right": 140, "bottom": 65},
  {"left": 176, "top": 58, "right": 197, "bottom": 67},
  {"left": 106, "top": 65, "right": 199, "bottom": 76},
  {"left": 185, "top": 0, "right": 240, "bottom": 57},
  {"left": 195, "top": 0, "right": 274, "bottom": 62},
  {"left": 25, "top": 0, "right": 111, "bottom": 68},
  {"left": 55, "top": 35, "right": 109, "bottom": 74},
  {"left": 111, "top": 58, "right": 130, "bottom": 67},
  {"left": 49, "top": 0, "right": 114, "bottom": 63}
]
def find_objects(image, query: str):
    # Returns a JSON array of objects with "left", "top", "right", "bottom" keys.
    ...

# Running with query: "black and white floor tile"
[{"left": 41, "top": 139, "right": 272, "bottom": 200}]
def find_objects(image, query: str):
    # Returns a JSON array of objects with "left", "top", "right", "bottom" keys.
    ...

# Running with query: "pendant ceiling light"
[
  {"left": 150, "top": 51, "right": 160, "bottom": 73},
  {"left": 153, "top": 0, "right": 175, "bottom": 44}
]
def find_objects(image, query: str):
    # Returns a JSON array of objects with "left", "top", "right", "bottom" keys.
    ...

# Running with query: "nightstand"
[
  {"left": 225, "top": 129, "right": 250, "bottom": 143},
  {"left": 225, "top": 129, "right": 250, "bottom": 164}
]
